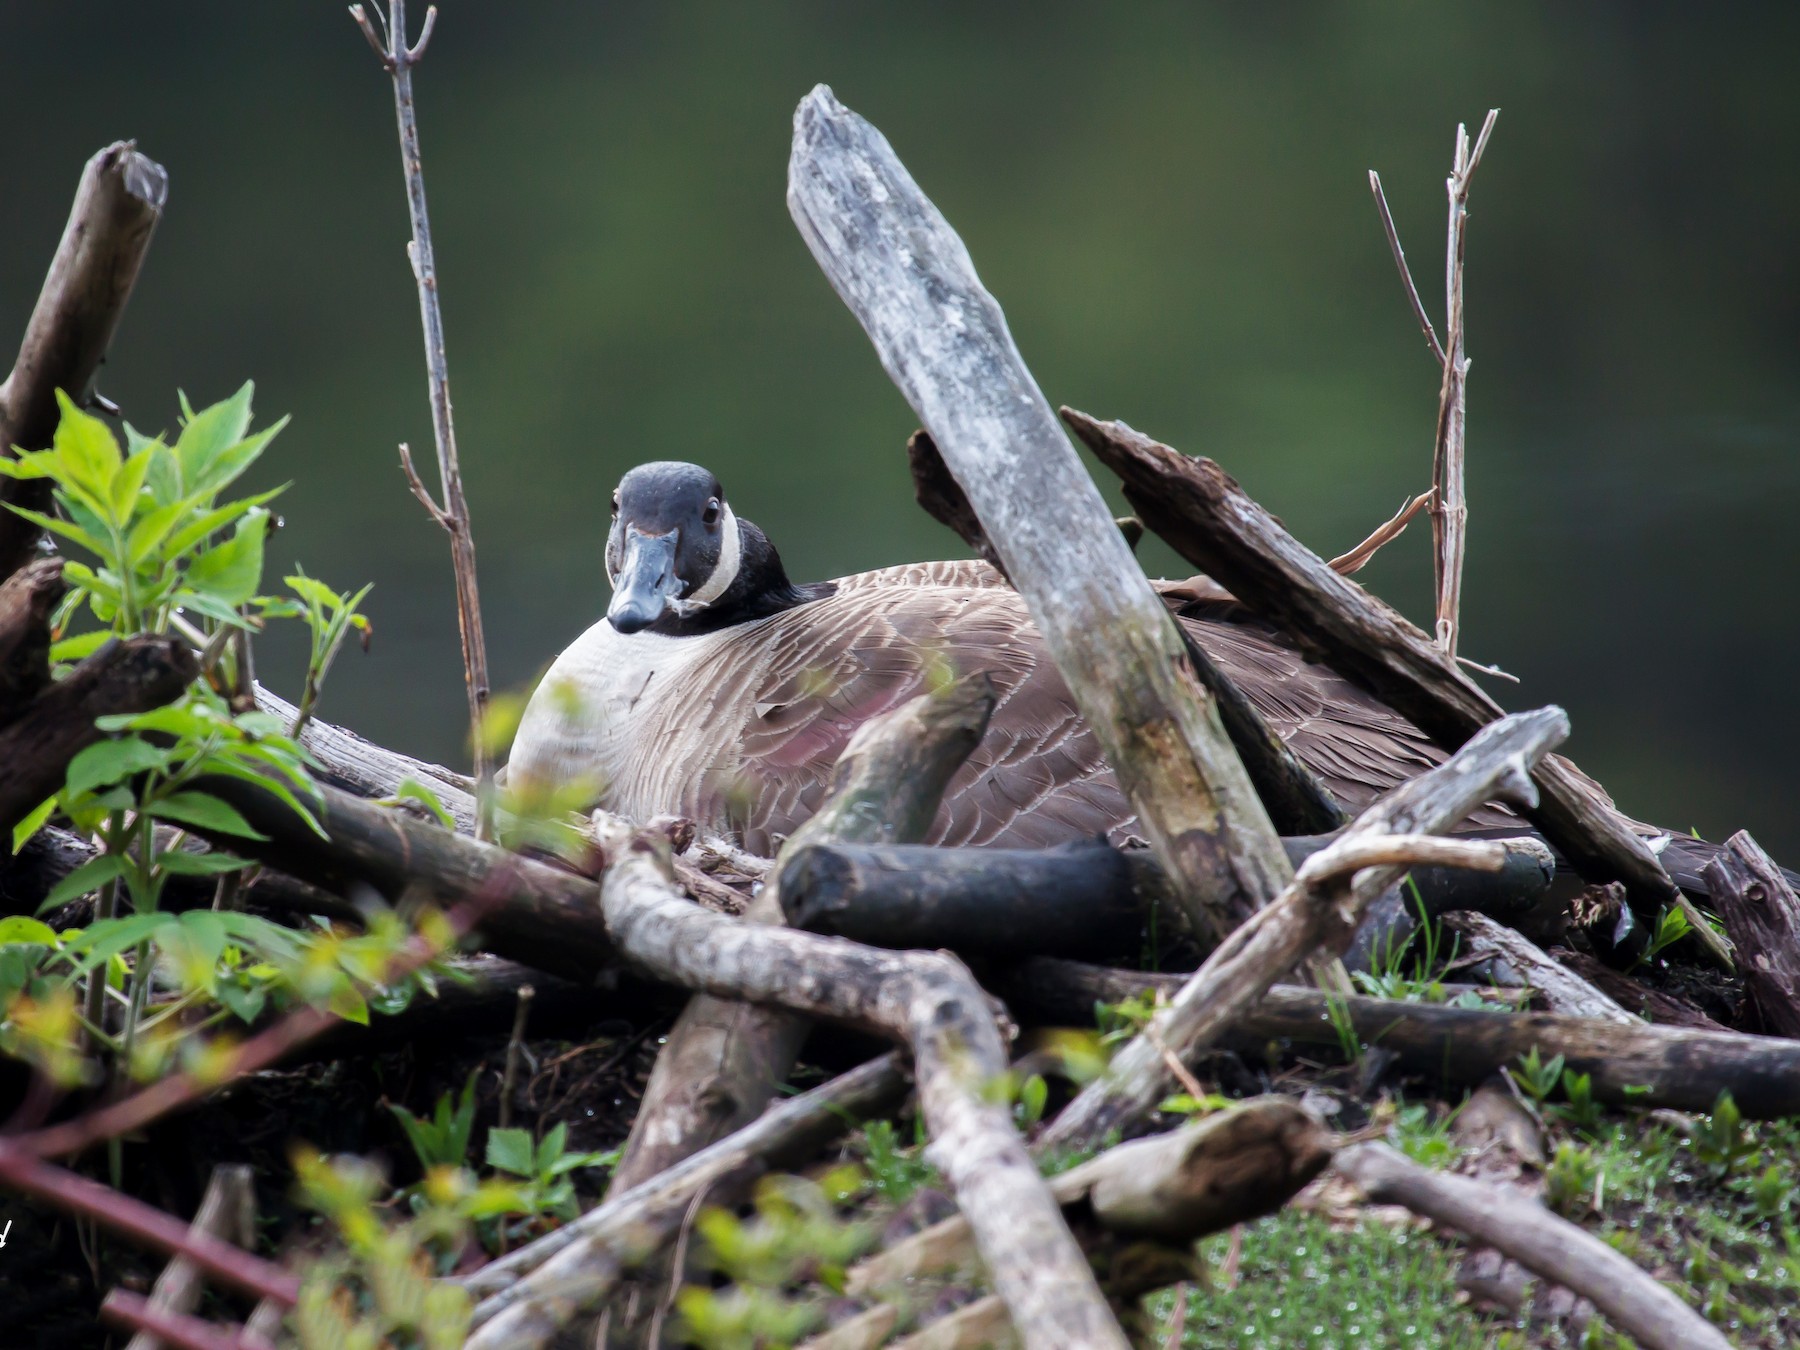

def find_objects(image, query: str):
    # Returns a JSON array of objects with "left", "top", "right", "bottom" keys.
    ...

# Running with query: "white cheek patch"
[{"left": 677, "top": 505, "right": 741, "bottom": 611}]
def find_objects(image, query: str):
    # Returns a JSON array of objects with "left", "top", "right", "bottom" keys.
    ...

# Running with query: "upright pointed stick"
[
  {"left": 1369, "top": 110, "right": 1499, "bottom": 660},
  {"left": 350, "top": 1, "right": 495, "bottom": 838}
]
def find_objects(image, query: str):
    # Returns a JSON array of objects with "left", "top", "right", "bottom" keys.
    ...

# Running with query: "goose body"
[{"left": 506, "top": 462, "right": 1471, "bottom": 854}]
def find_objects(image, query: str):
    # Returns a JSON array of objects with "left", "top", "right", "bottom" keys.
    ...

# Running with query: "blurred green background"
[{"left": 3, "top": 4, "right": 1797, "bottom": 852}]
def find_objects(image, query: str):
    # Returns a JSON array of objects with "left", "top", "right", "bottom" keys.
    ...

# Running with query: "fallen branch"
[
  {"left": 778, "top": 833, "right": 1554, "bottom": 964},
  {"left": 124, "top": 1164, "right": 257, "bottom": 1350},
  {"left": 1037, "top": 709, "right": 1567, "bottom": 1151},
  {"left": 998, "top": 957, "right": 1800, "bottom": 1117},
  {"left": 0, "top": 142, "right": 167, "bottom": 579},
  {"left": 0, "top": 558, "right": 65, "bottom": 715},
  {"left": 788, "top": 84, "right": 1288, "bottom": 950},
  {"left": 100, "top": 1289, "right": 268, "bottom": 1350},
  {"left": 584, "top": 814, "right": 1131, "bottom": 1349},
  {"left": 809, "top": 1098, "right": 1330, "bottom": 1350},
  {"left": 463, "top": 1053, "right": 908, "bottom": 1316},
  {"left": 607, "top": 678, "right": 992, "bottom": 1195},
  {"left": 1335, "top": 1142, "right": 1727, "bottom": 1350},
  {"left": 1439, "top": 911, "right": 1638, "bottom": 1023},
  {"left": 350, "top": 0, "right": 495, "bottom": 838},
  {"left": 1062, "top": 408, "right": 1728, "bottom": 966},
  {"left": 0, "top": 635, "right": 197, "bottom": 836},
  {"left": 1704, "top": 830, "right": 1800, "bottom": 1037}
]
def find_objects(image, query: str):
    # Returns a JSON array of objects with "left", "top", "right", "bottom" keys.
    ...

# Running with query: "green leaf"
[
  {"left": 62, "top": 911, "right": 176, "bottom": 974},
  {"left": 147, "top": 791, "right": 268, "bottom": 840},
  {"left": 65, "top": 736, "right": 174, "bottom": 799},
  {"left": 183, "top": 509, "right": 268, "bottom": 607},
  {"left": 160, "top": 487, "right": 284, "bottom": 562},
  {"left": 2, "top": 505, "right": 107, "bottom": 558},
  {"left": 156, "top": 849, "right": 250, "bottom": 877},
  {"left": 124, "top": 493, "right": 196, "bottom": 566},
  {"left": 12, "top": 796, "right": 57, "bottom": 853},
  {"left": 109, "top": 445, "right": 155, "bottom": 521},
  {"left": 326, "top": 978, "right": 369, "bottom": 1025},
  {"left": 536, "top": 1122, "right": 568, "bottom": 1175},
  {"left": 285, "top": 573, "right": 343, "bottom": 609},
  {"left": 185, "top": 760, "right": 323, "bottom": 838},
  {"left": 41, "top": 854, "right": 130, "bottom": 913},
  {"left": 171, "top": 382, "right": 254, "bottom": 495},
  {"left": 48, "top": 631, "right": 112, "bottom": 664},
  {"left": 215, "top": 980, "right": 267, "bottom": 1024},
  {"left": 486, "top": 1127, "right": 536, "bottom": 1178},
  {"left": 0, "top": 916, "right": 59, "bottom": 947},
  {"left": 389, "top": 778, "right": 455, "bottom": 830},
  {"left": 96, "top": 702, "right": 214, "bottom": 738},
  {"left": 51, "top": 391, "right": 124, "bottom": 504}
]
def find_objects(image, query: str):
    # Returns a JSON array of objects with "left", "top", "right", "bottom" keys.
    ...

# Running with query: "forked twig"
[
  {"left": 1369, "top": 109, "right": 1500, "bottom": 659},
  {"left": 1326, "top": 488, "right": 1434, "bottom": 576},
  {"left": 350, "top": 1, "right": 495, "bottom": 839}
]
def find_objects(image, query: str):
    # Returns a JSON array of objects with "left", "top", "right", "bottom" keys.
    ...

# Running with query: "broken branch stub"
[
  {"left": 1038, "top": 707, "right": 1567, "bottom": 1152},
  {"left": 1062, "top": 408, "right": 1727, "bottom": 966},
  {"left": 606, "top": 676, "right": 994, "bottom": 1195},
  {"left": 788, "top": 84, "right": 1289, "bottom": 945},
  {"left": 0, "top": 142, "right": 167, "bottom": 579}
]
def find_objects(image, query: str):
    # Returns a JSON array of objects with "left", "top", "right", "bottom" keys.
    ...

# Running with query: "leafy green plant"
[
  {"left": 483, "top": 1120, "right": 618, "bottom": 1226},
  {"left": 1549, "top": 1067, "right": 1603, "bottom": 1132},
  {"left": 1507, "top": 1046, "right": 1565, "bottom": 1107},
  {"left": 1544, "top": 1140, "right": 1602, "bottom": 1217},
  {"left": 857, "top": 1117, "right": 938, "bottom": 1206},
  {"left": 1389, "top": 1100, "right": 1459, "bottom": 1168},
  {"left": 390, "top": 1073, "right": 480, "bottom": 1172},
  {"left": 1690, "top": 1091, "right": 1758, "bottom": 1179},
  {"left": 1632, "top": 903, "right": 1693, "bottom": 971}
]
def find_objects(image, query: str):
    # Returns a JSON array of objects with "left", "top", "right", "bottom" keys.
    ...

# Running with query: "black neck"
[{"left": 648, "top": 518, "right": 833, "bottom": 637}]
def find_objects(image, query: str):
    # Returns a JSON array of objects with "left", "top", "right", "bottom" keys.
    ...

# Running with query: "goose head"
[{"left": 606, "top": 461, "right": 819, "bottom": 635}]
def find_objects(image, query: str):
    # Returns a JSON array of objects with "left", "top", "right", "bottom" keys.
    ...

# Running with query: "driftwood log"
[
  {"left": 777, "top": 833, "right": 1555, "bottom": 963},
  {"left": 1062, "top": 409, "right": 1731, "bottom": 967},
  {"left": 586, "top": 813, "right": 1132, "bottom": 1350},
  {"left": 1438, "top": 911, "right": 1639, "bottom": 1023},
  {"left": 0, "top": 635, "right": 197, "bottom": 836},
  {"left": 0, "top": 142, "right": 167, "bottom": 580},
  {"left": 807, "top": 1098, "right": 1331, "bottom": 1350},
  {"left": 999, "top": 957, "right": 1800, "bottom": 1117},
  {"left": 1335, "top": 1143, "right": 1728, "bottom": 1350},
  {"left": 1039, "top": 708, "right": 1566, "bottom": 1151},
  {"left": 906, "top": 429, "right": 1346, "bottom": 839},
  {"left": 787, "top": 85, "right": 1291, "bottom": 948},
  {"left": 608, "top": 677, "right": 992, "bottom": 1194},
  {"left": 1704, "top": 830, "right": 1800, "bottom": 1037},
  {"left": 463, "top": 1054, "right": 910, "bottom": 1336}
]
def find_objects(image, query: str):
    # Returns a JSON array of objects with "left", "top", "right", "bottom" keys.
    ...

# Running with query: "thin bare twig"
[
  {"left": 1326, "top": 488, "right": 1434, "bottom": 576},
  {"left": 351, "top": 1, "right": 495, "bottom": 840},
  {"left": 497, "top": 983, "right": 535, "bottom": 1132},
  {"left": 1367, "top": 170, "right": 1444, "bottom": 367},
  {"left": 101, "top": 1289, "right": 272, "bottom": 1350}
]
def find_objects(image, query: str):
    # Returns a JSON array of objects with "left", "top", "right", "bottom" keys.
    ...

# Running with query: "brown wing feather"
[{"left": 717, "top": 563, "right": 1511, "bottom": 851}]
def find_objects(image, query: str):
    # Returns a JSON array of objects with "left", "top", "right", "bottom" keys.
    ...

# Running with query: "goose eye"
[
  {"left": 702, "top": 499, "right": 722, "bottom": 527},
  {"left": 610, "top": 493, "right": 620, "bottom": 515}
]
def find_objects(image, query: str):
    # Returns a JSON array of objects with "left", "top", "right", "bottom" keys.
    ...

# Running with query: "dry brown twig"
[
  {"left": 349, "top": 0, "right": 495, "bottom": 839},
  {"left": 1369, "top": 109, "right": 1499, "bottom": 660}
]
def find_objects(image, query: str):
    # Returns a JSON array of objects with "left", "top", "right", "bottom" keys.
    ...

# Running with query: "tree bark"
[
  {"left": 777, "top": 833, "right": 1555, "bottom": 963},
  {"left": 1704, "top": 830, "right": 1800, "bottom": 1037},
  {"left": 0, "top": 143, "right": 167, "bottom": 579},
  {"left": 0, "top": 635, "right": 196, "bottom": 836},
  {"left": 606, "top": 677, "right": 993, "bottom": 1195},
  {"left": 787, "top": 84, "right": 1290, "bottom": 950},
  {"left": 1061, "top": 408, "right": 1729, "bottom": 966},
  {"left": 0, "top": 558, "right": 66, "bottom": 717},
  {"left": 1037, "top": 708, "right": 1566, "bottom": 1151},
  {"left": 1438, "top": 911, "right": 1638, "bottom": 1023},
  {"left": 1334, "top": 1143, "right": 1728, "bottom": 1350},
  {"left": 589, "top": 814, "right": 1132, "bottom": 1350},
  {"left": 998, "top": 957, "right": 1800, "bottom": 1117}
]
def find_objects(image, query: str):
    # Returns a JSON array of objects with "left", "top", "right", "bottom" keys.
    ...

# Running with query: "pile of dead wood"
[{"left": 6, "top": 82, "right": 1799, "bottom": 1350}]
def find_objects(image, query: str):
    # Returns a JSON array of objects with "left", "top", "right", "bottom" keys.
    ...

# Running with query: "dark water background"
[{"left": 4, "top": 4, "right": 1797, "bottom": 853}]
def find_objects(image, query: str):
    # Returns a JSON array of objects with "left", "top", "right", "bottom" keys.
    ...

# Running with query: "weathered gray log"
[
  {"left": 1704, "top": 830, "right": 1800, "bottom": 1038},
  {"left": 1062, "top": 408, "right": 1731, "bottom": 967},
  {"left": 1552, "top": 948, "right": 1728, "bottom": 1031},
  {"left": 606, "top": 678, "right": 993, "bottom": 1195},
  {"left": 778, "top": 833, "right": 1556, "bottom": 962},
  {"left": 0, "top": 635, "right": 197, "bottom": 836},
  {"left": 1335, "top": 1143, "right": 1728, "bottom": 1350},
  {"left": 788, "top": 85, "right": 1288, "bottom": 948},
  {"left": 906, "top": 429, "right": 1345, "bottom": 839},
  {"left": 123, "top": 1165, "right": 256, "bottom": 1350},
  {"left": 1, "top": 143, "right": 167, "bottom": 579},
  {"left": 808, "top": 1098, "right": 1330, "bottom": 1350},
  {"left": 463, "top": 1053, "right": 909, "bottom": 1322},
  {"left": 253, "top": 683, "right": 475, "bottom": 827},
  {"left": 581, "top": 814, "right": 1131, "bottom": 1350},
  {"left": 1037, "top": 709, "right": 1567, "bottom": 1151},
  {"left": 0, "top": 558, "right": 66, "bottom": 717},
  {"left": 190, "top": 772, "right": 620, "bottom": 979},
  {"left": 1438, "top": 911, "right": 1638, "bottom": 1023},
  {"left": 998, "top": 957, "right": 1800, "bottom": 1117}
]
